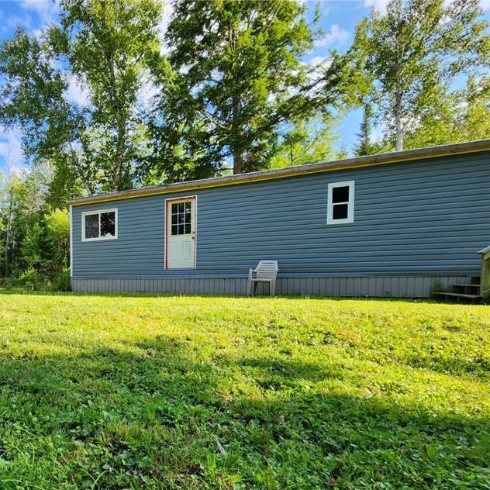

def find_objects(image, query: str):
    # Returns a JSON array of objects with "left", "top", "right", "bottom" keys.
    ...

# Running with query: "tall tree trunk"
[
  {"left": 395, "top": 71, "right": 404, "bottom": 152},
  {"left": 233, "top": 153, "right": 244, "bottom": 174},
  {"left": 4, "top": 188, "right": 13, "bottom": 277},
  {"left": 232, "top": 93, "right": 243, "bottom": 174},
  {"left": 395, "top": 112, "right": 403, "bottom": 151},
  {"left": 113, "top": 117, "right": 127, "bottom": 191}
]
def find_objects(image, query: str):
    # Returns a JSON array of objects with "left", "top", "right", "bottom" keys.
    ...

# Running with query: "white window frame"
[
  {"left": 327, "top": 181, "right": 355, "bottom": 225},
  {"left": 82, "top": 208, "right": 118, "bottom": 242}
]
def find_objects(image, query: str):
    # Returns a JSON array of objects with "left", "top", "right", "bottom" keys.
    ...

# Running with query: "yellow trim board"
[{"left": 70, "top": 139, "right": 490, "bottom": 207}]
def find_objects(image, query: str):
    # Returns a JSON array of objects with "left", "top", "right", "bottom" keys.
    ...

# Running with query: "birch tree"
[
  {"left": 353, "top": 0, "right": 489, "bottom": 151},
  {"left": 0, "top": 0, "right": 167, "bottom": 199}
]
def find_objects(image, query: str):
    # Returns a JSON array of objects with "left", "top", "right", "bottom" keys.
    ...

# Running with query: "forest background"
[{"left": 0, "top": 0, "right": 488, "bottom": 289}]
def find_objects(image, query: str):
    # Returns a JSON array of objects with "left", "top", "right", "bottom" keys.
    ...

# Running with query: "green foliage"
[
  {"left": 269, "top": 116, "right": 342, "bottom": 168},
  {"left": 0, "top": 277, "right": 15, "bottom": 290},
  {"left": 55, "top": 0, "right": 168, "bottom": 192},
  {"left": 21, "top": 214, "right": 51, "bottom": 271},
  {"left": 147, "top": 0, "right": 343, "bottom": 181},
  {"left": 16, "top": 267, "right": 47, "bottom": 289},
  {"left": 354, "top": 102, "right": 387, "bottom": 156},
  {"left": 0, "top": 167, "right": 70, "bottom": 282},
  {"left": 0, "top": 29, "right": 84, "bottom": 203},
  {"left": 0, "top": 168, "right": 45, "bottom": 277},
  {"left": 0, "top": 294, "right": 488, "bottom": 488},
  {"left": 0, "top": 29, "right": 71, "bottom": 156},
  {"left": 45, "top": 208, "right": 70, "bottom": 269},
  {"left": 388, "top": 75, "right": 490, "bottom": 149},
  {"left": 49, "top": 268, "right": 72, "bottom": 292},
  {"left": 0, "top": 0, "right": 358, "bottom": 190},
  {"left": 456, "top": 76, "right": 490, "bottom": 142},
  {"left": 352, "top": 0, "right": 490, "bottom": 151},
  {"left": 431, "top": 280, "right": 446, "bottom": 294},
  {"left": 0, "top": 0, "right": 167, "bottom": 198}
]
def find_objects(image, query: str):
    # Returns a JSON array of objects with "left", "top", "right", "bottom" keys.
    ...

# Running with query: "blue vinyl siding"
[{"left": 71, "top": 151, "right": 490, "bottom": 279}]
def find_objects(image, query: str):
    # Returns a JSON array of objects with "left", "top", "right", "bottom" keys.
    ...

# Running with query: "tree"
[
  {"left": 0, "top": 173, "right": 17, "bottom": 278},
  {"left": 0, "top": 30, "right": 76, "bottom": 199},
  {"left": 0, "top": 148, "right": 19, "bottom": 277},
  {"left": 458, "top": 76, "right": 490, "bottom": 141},
  {"left": 353, "top": 0, "right": 490, "bottom": 151},
  {"left": 0, "top": 0, "right": 167, "bottom": 200},
  {"left": 0, "top": 164, "right": 71, "bottom": 281},
  {"left": 399, "top": 88, "right": 457, "bottom": 149},
  {"left": 46, "top": 209, "right": 70, "bottom": 270},
  {"left": 148, "top": 0, "right": 340, "bottom": 181},
  {"left": 269, "top": 116, "right": 342, "bottom": 168},
  {"left": 385, "top": 76, "right": 490, "bottom": 149},
  {"left": 354, "top": 102, "right": 386, "bottom": 156},
  {"left": 55, "top": 0, "right": 168, "bottom": 192},
  {"left": 0, "top": 166, "right": 46, "bottom": 278}
]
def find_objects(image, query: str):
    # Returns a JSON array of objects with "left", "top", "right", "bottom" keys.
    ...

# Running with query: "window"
[
  {"left": 327, "top": 181, "right": 355, "bottom": 225},
  {"left": 82, "top": 209, "right": 118, "bottom": 241},
  {"left": 171, "top": 201, "right": 192, "bottom": 236}
]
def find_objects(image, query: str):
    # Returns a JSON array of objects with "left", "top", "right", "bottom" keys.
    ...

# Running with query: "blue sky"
[{"left": 0, "top": 0, "right": 489, "bottom": 173}]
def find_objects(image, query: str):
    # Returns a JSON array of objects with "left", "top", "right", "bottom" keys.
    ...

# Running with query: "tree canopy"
[
  {"left": 352, "top": 0, "right": 490, "bottom": 151},
  {"left": 146, "top": 0, "right": 344, "bottom": 181},
  {"left": 0, "top": 0, "right": 167, "bottom": 202}
]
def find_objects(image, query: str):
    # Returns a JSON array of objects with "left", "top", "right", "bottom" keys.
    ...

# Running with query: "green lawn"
[{"left": 0, "top": 293, "right": 488, "bottom": 489}]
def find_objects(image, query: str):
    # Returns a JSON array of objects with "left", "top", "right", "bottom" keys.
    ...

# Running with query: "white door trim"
[{"left": 165, "top": 196, "right": 197, "bottom": 269}]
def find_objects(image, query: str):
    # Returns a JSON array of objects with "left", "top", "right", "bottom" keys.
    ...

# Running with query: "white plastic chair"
[{"left": 247, "top": 260, "right": 279, "bottom": 296}]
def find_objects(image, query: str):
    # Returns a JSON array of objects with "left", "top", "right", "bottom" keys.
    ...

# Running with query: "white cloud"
[
  {"left": 0, "top": 130, "right": 25, "bottom": 176},
  {"left": 20, "top": 0, "right": 59, "bottom": 24},
  {"left": 315, "top": 24, "right": 350, "bottom": 49},
  {"left": 137, "top": 70, "right": 160, "bottom": 110},
  {"left": 364, "top": 0, "right": 490, "bottom": 16},
  {"left": 309, "top": 56, "right": 331, "bottom": 68},
  {"left": 6, "top": 14, "right": 32, "bottom": 30},
  {"left": 158, "top": 1, "right": 175, "bottom": 54},
  {"left": 66, "top": 76, "right": 91, "bottom": 107},
  {"left": 364, "top": 0, "right": 390, "bottom": 14},
  {"left": 480, "top": 0, "right": 490, "bottom": 11}
]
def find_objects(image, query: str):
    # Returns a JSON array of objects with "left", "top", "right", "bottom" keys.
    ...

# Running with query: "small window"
[
  {"left": 82, "top": 209, "right": 118, "bottom": 241},
  {"left": 327, "top": 181, "right": 355, "bottom": 225},
  {"left": 170, "top": 201, "right": 192, "bottom": 236}
]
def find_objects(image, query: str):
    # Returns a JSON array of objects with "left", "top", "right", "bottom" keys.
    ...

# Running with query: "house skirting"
[{"left": 70, "top": 275, "right": 471, "bottom": 298}]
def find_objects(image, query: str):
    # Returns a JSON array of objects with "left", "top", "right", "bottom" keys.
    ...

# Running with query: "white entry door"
[{"left": 165, "top": 197, "right": 197, "bottom": 269}]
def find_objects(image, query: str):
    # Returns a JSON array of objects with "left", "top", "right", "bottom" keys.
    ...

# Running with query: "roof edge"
[{"left": 70, "top": 139, "right": 490, "bottom": 206}]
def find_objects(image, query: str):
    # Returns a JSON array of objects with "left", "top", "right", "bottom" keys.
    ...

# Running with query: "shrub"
[
  {"left": 0, "top": 277, "right": 15, "bottom": 290},
  {"left": 17, "top": 268, "right": 47, "bottom": 290},
  {"left": 431, "top": 279, "right": 446, "bottom": 294},
  {"left": 49, "top": 268, "right": 71, "bottom": 292}
]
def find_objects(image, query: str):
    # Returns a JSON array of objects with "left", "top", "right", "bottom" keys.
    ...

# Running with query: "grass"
[{"left": 0, "top": 293, "right": 489, "bottom": 489}]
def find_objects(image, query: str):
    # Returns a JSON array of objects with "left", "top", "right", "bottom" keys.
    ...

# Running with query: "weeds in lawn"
[{"left": 0, "top": 294, "right": 488, "bottom": 489}]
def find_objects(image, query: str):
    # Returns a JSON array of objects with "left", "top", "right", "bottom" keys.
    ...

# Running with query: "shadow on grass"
[
  {"left": 0, "top": 289, "right": 455, "bottom": 305},
  {"left": 401, "top": 353, "right": 490, "bottom": 380},
  {"left": 0, "top": 336, "right": 488, "bottom": 489}
]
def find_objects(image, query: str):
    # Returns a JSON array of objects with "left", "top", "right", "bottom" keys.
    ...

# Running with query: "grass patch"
[{"left": 0, "top": 294, "right": 489, "bottom": 489}]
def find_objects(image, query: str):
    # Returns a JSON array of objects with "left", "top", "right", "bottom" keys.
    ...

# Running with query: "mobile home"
[{"left": 70, "top": 140, "right": 490, "bottom": 298}]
